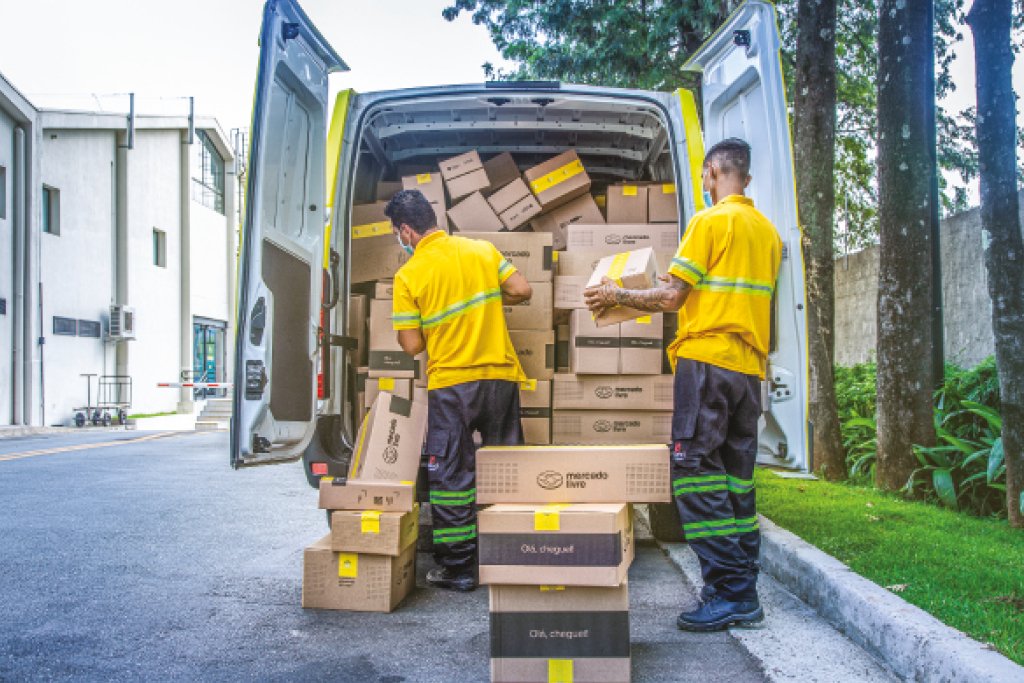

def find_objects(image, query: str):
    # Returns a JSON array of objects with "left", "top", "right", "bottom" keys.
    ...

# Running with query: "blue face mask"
[
  {"left": 702, "top": 190, "right": 714, "bottom": 208},
  {"left": 396, "top": 232, "right": 414, "bottom": 256}
]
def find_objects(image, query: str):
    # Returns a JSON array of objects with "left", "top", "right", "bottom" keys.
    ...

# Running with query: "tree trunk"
[
  {"left": 874, "top": 0, "right": 938, "bottom": 491},
  {"left": 967, "top": 0, "right": 1024, "bottom": 527},
  {"left": 794, "top": 0, "right": 844, "bottom": 479}
]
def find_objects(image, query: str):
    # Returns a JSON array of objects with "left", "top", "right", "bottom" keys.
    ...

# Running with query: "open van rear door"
[
  {"left": 684, "top": 1, "right": 810, "bottom": 470},
  {"left": 231, "top": 0, "right": 347, "bottom": 468}
]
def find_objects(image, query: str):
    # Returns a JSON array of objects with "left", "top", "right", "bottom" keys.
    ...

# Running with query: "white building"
[{"left": 1, "top": 70, "right": 239, "bottom": 426}]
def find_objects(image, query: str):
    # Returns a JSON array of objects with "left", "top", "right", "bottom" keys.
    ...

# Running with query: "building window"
[
  {"left": 0, "top": 166, "right": 7, "bottom": 220},
  {"left": 191, "top": 130, "right": 225, "bottom": 215},
  {"left": 153, "top": 229, "right": 167, "bottom": 267},
  {"left": 78, "top": 320, "right": 101, "bottom": 338},
  {"left": 53, "top": 316, "right": 77, "bottom": 336},
  {"left": 42, "top": 185, "right": 60, "bottom": 235}
]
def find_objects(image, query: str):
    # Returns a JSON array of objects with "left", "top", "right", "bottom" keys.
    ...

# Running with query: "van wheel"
[{"left": 649, "top": 502, "right": 685, "bottom": 543}]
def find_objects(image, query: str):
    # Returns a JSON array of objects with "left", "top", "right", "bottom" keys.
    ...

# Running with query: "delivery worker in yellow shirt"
[
  {"left": 584, "top": 138, "right": 782, "bottom": 630},
  {"left": 386, "top": 189, "right": 532, "bottom": 592}
]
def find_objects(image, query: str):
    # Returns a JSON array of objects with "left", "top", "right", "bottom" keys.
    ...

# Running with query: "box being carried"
[
  {"left": 586, "top": 247, "right": 659, "bottom": 326},
  {"left": 348, "top": 391, "right": 427, "bottom": 483},
  {"left": 302, "top": 534, "right": 416, "bottom": 612}
]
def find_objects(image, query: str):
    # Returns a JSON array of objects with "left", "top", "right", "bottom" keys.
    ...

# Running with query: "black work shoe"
[
  {"left": 698, "top": 584, "right": 717, "bottom": 605},
  {"left": 677, "top": 595, "right": 764, "bottom": 632},
  {"left": 426, "top": 567, "right": 477, "bottom": 592}
]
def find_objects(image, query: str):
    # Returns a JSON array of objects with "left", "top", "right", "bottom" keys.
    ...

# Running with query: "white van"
[{"left": 230, "top": 0, "right": 810, "bottom": 493}]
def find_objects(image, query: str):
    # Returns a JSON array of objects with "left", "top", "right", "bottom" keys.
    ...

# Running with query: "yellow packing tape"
[
  {"left": 416, "top": 173, "right": 432, "bottom": 184},
  {"left": 399, "top": 480, "right": 415, "bottom": 486},
  {"left": 529, "top": 159, "right": 584, "bottom": 195},
  {"left": 606, "top": 252, "right": 631, "bottom": 287},
  {"left": 321, "top": 476, "right": 334, "bottom": 483},
  {"left": 352, "top": 221, "right": 392, "bottom": 239},
  {"left": 622, "top": 185, "right": 638, "bottom": 197},
  {"left": 379, "top": 377, "right": 395, "bottom": 391},
  {"left": 595, "top": 194, "right": 606, "bottom": 208},
  {"left": 662, "top": 183, "right": 676, "bottom": 194},
  {"left": 636, "top": 315, "right": 652, "bottom": 324},
  {"left": 534, "top": 504, "right": 569, "bottom": 531},
  {"left": 360, "top": 510, "right": 381, "bottom": 534},
  {"left": 540, "top": 585, "right": 565, "bottom": 592},
  {"left": 548, "top": 659, "right": 573, "bottom": 683},
  {"left": 338, "top": 553, "right": 358, "bottom": 578},
  {"left": 521, "top": 379, "right": 538, "bottom": 392},
  {"left": 552, "top": 251, "right": 560, "bottom": 262}
]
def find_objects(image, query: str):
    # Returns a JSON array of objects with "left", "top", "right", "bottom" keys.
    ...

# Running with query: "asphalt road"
[{"left": 0, "top": 430, "right": 766, "bottom": 682}]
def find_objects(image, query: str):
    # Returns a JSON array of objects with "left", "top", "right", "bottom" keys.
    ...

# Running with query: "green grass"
[
  {"left": 755, "top": 469, "right": 1024, "bottom": 665},
  {"left": 126, "top": 411, "right": 177, "bottom": 419}
]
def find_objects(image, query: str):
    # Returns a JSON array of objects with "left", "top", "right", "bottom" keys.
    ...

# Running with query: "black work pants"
[{"left": 426, "top": 379, "right": 523, "bottom": 572}]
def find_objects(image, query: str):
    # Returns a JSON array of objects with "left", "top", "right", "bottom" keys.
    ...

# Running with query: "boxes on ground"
[
  {"left": 401, "top": 172, "right": 448, "bottom": 230},
  {"left": 647, "top": 182, "right": 678, "bottom": 222},
  {"left": 448, "top": 191, "right": 504, "bottom": 233},
  {"left": 565, "top": 223, "right": 678, "bottom": 254},
  {"left": 523, "top": 150, "right": 591, "bottom": 211},
  {"left": 504, "top": 281, "right": 552, "bottom": 330},
  {"left": 477, "top": 444, "right": 670, "bottom": 504},
  {"left": 350, "top": 202, "right": 408, "bottom": 283},
  {"left": 586, "top": 248, "right": 658, "bottom": 326},
  {"left": 348, "top": 391, "right": 427, "bottom": 483},
  {"left": 302, "top": 534, "right": 416, "bottom": 612},
  {"left": 606, "top": 184, "right": 648, "bottom": 224},
  {"left": 329, "top": 504, "right": 419, "bottom": 555},
  {"left": 530, "top": 194, "right": 605, "bottom": 250},
  {"left": 519, "top": 379, "right": 551, "bottom": 446},
  {"left": 509, "top": 329, "right": 555, "bottom": 380},
  {"left": 439, "top": 150, "right": 489, "bottom": 201},
  {"left": 461, "top": 231, "right": 554, "bottom": 282},
  {"left": 318, "top": 477, "right": 416, "bottom": 512},
  {"left": 487, "top": 178, "right": 541, "bottom": 230},
  {"left": 553, "top": 374, "right": 673, "bottom": 411},
  {"left": 552, "top": 410, "right": 671, "bottom": 445},
  {"left": 479, "top": 503, "right": 634, "bottom": 586}
]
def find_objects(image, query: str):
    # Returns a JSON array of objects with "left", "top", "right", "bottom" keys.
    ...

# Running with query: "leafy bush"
[{"left": 835, "top": 363, "right": 878, "bottom": 481}]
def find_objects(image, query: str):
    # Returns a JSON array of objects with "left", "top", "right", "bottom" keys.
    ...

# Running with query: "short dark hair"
[
  {"left": 384, "top": 189, "right": 437, "bottom": 235},
  {"left": 704, "top": 137, "right": 751, "bottom": 177}
]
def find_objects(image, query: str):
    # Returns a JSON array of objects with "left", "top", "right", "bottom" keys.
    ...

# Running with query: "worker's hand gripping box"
[
  {"left": 347, "top": 391, "right": 427, "bottom": 483},
  {"left": 586, "top": 247, "right": 659, "bottom": 326},
  {"left": 329, "top": 504, "right": 419, "bottom": 555},
  {"left": 302, "top": 534, "right": 416, "bottom": 612}
]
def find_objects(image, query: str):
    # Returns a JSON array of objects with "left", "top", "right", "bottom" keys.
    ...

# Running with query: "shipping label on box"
[
  {"left": 448, "top": 191, "right": 504, "bottom": 232},
  {"left": 318, "top": 478, "right": 416, "bottom": 512},
  {"left": 302, "top": 534, "right": 416, "bottom": 612},
  {"left": 569, "top": 309, "right": 618, "bottom": 375},
  {"left": 619, "top": 313, "right": 664, "bottom": 374},
  {"left": 519, "top": 379, "right": 552, "bottom": 446},
  {"left": 503, "top": 281, "right": 552, "bottom": 330},
  {"left": 552, "top": 410, "right": 672, "bottom": 445},
  {"left": 461, "top": 231, "right": 553, "bottom": 282},
  {"left": 553, "top": 373, "right": 673, "bottom": 411},
  {"left": 329, "top": 504, "right": 419, "bottom": 555},
  {"left": 487, "top": 178, "right": 541, "bottom": 230},
  {"left": 530, "top": 193, "right": 605, "bottom": 251},
  {"left": 566, "top": 223, "right": 679, "bottom": 253},
  {"left": 606, "top": 184, "right": 649, "bottom": 224},
  {"left": 482, "top": 152, "right": 520, "bottom": 195},
  {"left": 553, "top": 275, "right": 588, "bottom": 310},
  {"left": 476, "top": 444, "right": 670, "bottom": 504},
  {"left": 348, "top": 392, "right": 427, "bottom": 483},
  {"left": 586, "top": 247, "right": 658, "bottom": 327},
  {"left": 647, "top": 182, "right": 679, "bottom": 222},
  {"left": 509, "top": 329, "right": 555, "bottom": 381},
  {"left": 523, "top": 150, "right": 592, "bottom": 211}
]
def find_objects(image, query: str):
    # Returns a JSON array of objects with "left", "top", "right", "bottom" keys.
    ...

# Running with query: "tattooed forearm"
[
  {"left": 583, "top": 275, "right": 690, "bottom": 314},
  {"left": 612, "top": 287, "right": 675, "bottom": 311}
]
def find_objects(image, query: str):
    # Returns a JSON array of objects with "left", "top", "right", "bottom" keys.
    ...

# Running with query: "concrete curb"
[
  {"left": 0, "top": 425, "right": 127, "bottom": 439},
  {"left": 755, "top": 516, "right": 1022, "bottom": 682}
]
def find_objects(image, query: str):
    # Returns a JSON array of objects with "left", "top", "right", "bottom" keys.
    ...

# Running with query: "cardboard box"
[
  {"left": 350, "top": 202, "right": 408, "bottom": 284},
  {"left": 553, "top": 275, "right": 589, "bottom": 310},
  {"left": 376, "top": 180, "right": 403, "bottom": 201},
  {"left": 558, "top": 249, "right": 675, "bottom": 277},
  {"left": 482, "top": 152, "right": 521, "bottom": 195},
  {"left": 348, "top": 391, "right": 427, "bottom": 483},
  {"left": 439, "top": 150, "right": 489, "bottom": 201},
  {"left": 565, "top": 223, "right": 679, "bottom": 253},
  {"left": 364, "top": 376, "right": 413, "bottom": 410},
  {"left": 490, "top": 582, "right": 630, "bottom": 683},
  {"left": 586, "top": 248, "right": 659, "bottom": 326},
  {"left": 448, "top": 191, "right": 504, "bottom": 233},
  {"left": 349, "top": 294, "right": 368, "bottom": 366},
  {"left": 520, "top": 379, "right": 552, "bottom": 446},
  {"left": 368, "top": 299, "right": 425, "bottom": 380},
  {"left": 302, "top": 534, "right": 416, "bottom": 612},
  {"left": 504, "top": 281, "right": 553, "bottom": 330},
  {"left": 552, "top": 410, "right": 672, "bottom": 445},
  {"left": 530, "top": 194, "right": 604, "bottom": 250},
  {"left": 329, "top": 504, "right": 419, "bottom": 555},
  {"left": 606, "top": 184, "right": 648, "bottom": 224},
  {"left": 619, "top": 313, "right": 663, "bottom": 374},
  {"left": 510, "top": 329, "right": 555, "bottom": 381},
  {"left": 478, "top": 503, "right": 634, "bottom": 586},
  {"left": 553, "top": 373, "right": 673, "bottom": 411},
  {"left": 556, "top": 324, "right": 570, "bottom": 373},
  {"left": 647, "top": 182, "right": 678, "bottom": 222},
  {"left": 523, "top": 150, "right": 592, "bottom": 211},
  {"left": 401, "top": 172, "right": 448, "bottom": 230},
  {"left": 461, "top": 231, "right": 553, "bottom": 282},
  {"left": 318, "top": 477, "right": 416, "bottom": 512},
  {"left": 374, "top": 280, "right": 394, "bottom": 300},
  {"left": 569, "top": 309, "right": 618, "bottom": 375},
  {"left": 477, "top": 444, "right": 670, "bottom": 504},
  {"left": 487, "top": 178, "right": 541, "bottom": 230}
]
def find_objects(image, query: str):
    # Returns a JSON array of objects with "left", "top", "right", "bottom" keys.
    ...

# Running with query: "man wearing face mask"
[
  {"left": 385, "top": 189, "right": 532, "bottom": 592},
  {"left": 583, "top": 138, "right": 782, "bottom": 631}
]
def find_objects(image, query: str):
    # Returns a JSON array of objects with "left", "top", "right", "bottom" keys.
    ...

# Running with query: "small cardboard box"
[
  {"left": 348, "top": 391, "right": 428, "bottom": 483},
  {"left": 510, "top": 329, "right": 555, "bottom": 381},
  {"left": 565, "top": 223, "right": 679, "bottom": 253},
  {"left": 376, "top": 180, "right": 403, "bottom": 201},
  {"left": 350, "top": 202, "right": 408, "bottom": 284},
  {"left": 439, "top": 150, "right": 490, "bottom": 201},
  {"left": 523, "top": 150, "right": 592, "bottom": 211},
  {"left": 586, "top": 247, "right": 659, "bottom": 327},
  {"left": 553, "top": 275, "right": 589, "bottom": 310},
  {"left": 329, "top": 504, "right": 419, "bottom": 555},
  {"left": 478, "top": 503, "right": 633, "bottom": 586},
  {"left": 374, "top": 280, "right": 394, "bottom": 300},
  {"left": 519, "top": 379, "right": 552, "bottom": 446},
  {"left": 477, "top": 444, "right": 670, "bottom": 504},
  {"left": 552, "top": 410, "right": 672, "bottom": 445},
  {"left": 483, "top": 152, "right": 521, "bottom": 195},
  {"left": 318, "top": 477, "right": 416, "bottom": 512},
  {"left": 368, "top": 299, "right": 425, "bottom": 380},
  {"left": 647, "top": 182, "right": 678, "bottom": 222},
  {"left": 619, "top": 313, "right": 664, "bottom": 374},
  {"left": 448, "top": 191, "right": 504, "bottom": 233},
  {"left": 556, "top": 324, "right": 570, "bottom": 373},
  {"left": 490, "top": 582, "right": 630, "bottom": 683},
  {"left": 461, "top": 231, "right": 554, "bottom": 282},
  {"left": 569, "top": 309, "right": 618, "bottom": 375},
  {"left": 503, "top": 281, "right": 553, "bottom": 330},
  {"left": 401, "top": 172, "right": 449, "bottom": 230},
  {"left": 530, "top": 194, "right": 604, "bottom": 250},
  {"left": 302, "top": 534, "right": 416, "bottom": 612},
  {"left": 553, "top": 373, "right": 674, "bottom": 411},
  {"left": 606, "top": 184, "right": 649, "bottom": 223},
  {"left": 349, "top": 294, "right": 369, "bottom": 366},
  {"left": 364, "top": 376, "right": 413, "bottom": 410},
  {"left": 487, "top": 178, "right": 542, "bottom": 230}
]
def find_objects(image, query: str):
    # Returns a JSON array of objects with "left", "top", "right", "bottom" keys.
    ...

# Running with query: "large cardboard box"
[
  {"left": 487, "top": 178, "right": 542, "bottom": 230},
  {"left": 490, "top": 582, "right": 631, "bottom": 683},
  {"left": 448, "top": 191, "right": 504, "bottom": 233},
  {"left": 586, "top": 248, "right": 658, "bottom": 326},
  {"left": 350, "top": 202, "right": 408, "bottom": 283},
  {"left": 647, "top": 182, "right": 679, "bottom": 223},
  {"left": 558, "top": 248, "right": 675, "bottom": 277},
  {"left": 364, "top": 376, "right": 413, "bottom": 410},
  {"left": 565, "top": 223, "right": 679, "bottom": 254},
  {"left": 510, "top": 329, "right": 555, "bottom": 381},
  {"left": 530, "top": 194, "right": 605, "bottom": 251},
  {"left": 302, "top": 534, "right": 416, "bottom": 612},
  {"left": 619, "top": 313, "right": 663, "bottom": 374},
  {"left": 439, "top": 150, "right": 489, "bottom": 201},
  {"left": 348, "top": 391, "right": 428, "bottom": 483},
  {"left": 318, "top": 477, "right": 416, "bottom": 512},
  {"left": 569, "top": 309, "right": 618, "bottom": 375},
  {"left": 606, "top": 184, "right": 648, "bottom": 223},
  {"left": 376, "top": 180, "right": 403, "bottom": 201},
  {"left": 461, "top": 231, "right": 553, "bottom": 282},
  {"left": 349, "top": 294, "right": 368, "bottom": 366},
  {"left": 520, "top": 379, "right": 552, "bottom": 446},
  {"left": 523, "top": 150, "right": 591, "bottom": 211},
  {"left": 368, "top": 299, "right": 425, "bottom": 380},
  {"left": 478, "top": 503, "right": 634, "bottom": 586},
  {"left": 477, "top": 444, "right": 670, "bottom": 504},
  {"left": 552, "top": 410, "right": 672, "bottom": 446},
  {"left": 329, "top": 504, "right": 419, "bottom": 555},
  {"left": 553, "top": 275, "right": 588, "bottom": 310},
  {"left": 556, "top": 324, "right": 570, "bottom": 373},
  {"left": 401, "top": 172, "right": 448, "bottom": 230},
  {"left": 553, "top": 374, "right": 673, "bottom": 411},
  {"left": 504, "top": 281, "right": 553, "bottom": 330},
  {"left": 483, "top": 152, "right": 521, "bottom": 195}
]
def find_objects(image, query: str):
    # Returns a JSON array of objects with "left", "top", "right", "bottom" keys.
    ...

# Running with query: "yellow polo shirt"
[
  {"left": 666, "top": 195, "right": 782, "bottom": 379},
  {"left": 392, "top": 231, "right": 526, "bottom": 390}
]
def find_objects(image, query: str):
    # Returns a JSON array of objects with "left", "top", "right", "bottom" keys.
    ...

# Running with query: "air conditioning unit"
[{"left": 109, "top": 304, "right": 136, "bottom": 340}]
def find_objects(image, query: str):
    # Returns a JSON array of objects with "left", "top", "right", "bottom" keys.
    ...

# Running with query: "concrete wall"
[
  {"left": 191, "top": 202, "right": 229, "bottom": 324},
  {"left": 834, "top": 195, "right": 1023, "bottom": 368},
  {"left": 0, "top": 109, "right": 14, "bottom": 423}
]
